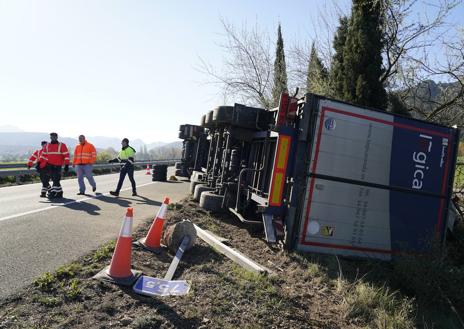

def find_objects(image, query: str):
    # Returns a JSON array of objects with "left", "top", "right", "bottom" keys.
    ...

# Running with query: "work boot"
[
  {"left": 92, "top": 186, "right": 96, "bottom": 192},
  {"left": 40, "top": 192, "right": 46, "bottom": 198},
  {"left": 56, "top": 192, "right": 63, "bottom": 198},
  {"left": 110, "top": 191, "right": 119, "bottom": 197},
  {"left": 77, "top": 192, "right": 85, "bottom": 195},
  {"left": 132, "top": 191, "right": 137, "bottom": 196}
]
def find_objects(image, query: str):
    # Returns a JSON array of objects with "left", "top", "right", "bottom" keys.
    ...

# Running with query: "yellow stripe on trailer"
[
  {"left": 276, "top": 136, "right": 290, "bottom": 169},
  {"left": 270, "top": 172, "right": 284, "bottom": 205},
  {"left": 269, "top": 135, "right": 292, "bottom": 207}
]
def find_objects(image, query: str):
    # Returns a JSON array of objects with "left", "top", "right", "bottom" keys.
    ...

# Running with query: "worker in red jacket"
[
  {"left": 40, "top": 132, "right": 70, "bottom": 198},
  {"left": 27, "top": 141, "right": 50, "bottom": 197}
]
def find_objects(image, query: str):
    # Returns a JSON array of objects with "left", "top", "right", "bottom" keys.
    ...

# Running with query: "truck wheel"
[
  {"left": 200, "top": 191, "right": 224, "bottom": 212},
  {"left": 213, "top": 106, "right": 234, "bottom": 124},
  {"left": 231, "top": 104, "right": 269, "bottom": 130},
  {"left": 193, "top": 184, "right": 214, "bottom": 202},
  {"left": 200, "top": 114, "right": 206, "bottom": 127},
  {"left": 174, "top": 169, "right": 183, "bottom": 176},
  {"left": 175, "top": 162, "right": 182, "bottom": 169},
  {"left": 190, "top": 171, "right": 203, "bottom": 182},
  {"left": 152, "top": 165, "right": 168, "bottom": 181},
  {"left": 204, "top": 110, "right": 214, "bottom": 127},
  {"left": 190, "top": 180, "right": 204, "bottom": 195}
]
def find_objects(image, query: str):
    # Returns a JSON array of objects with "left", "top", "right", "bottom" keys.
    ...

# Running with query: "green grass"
[
  {"left": 31, "top": 295, "right": 61, "bottom": 307},
  {"left": 33, "top": 272, "right": 56, "bottom": 292},
  {"left": 56, "top": 263, "right": 82, "bottom": 280},
  {"left": 92, "top": 240, "right": 115, "bottom": 262},
  {"left": 338, "top": 280, "right": 415, "bottom": 328},
  {"left": 64, "top": 279, "right": 82, "bottom": 300},
  {"left": 454, "top": 164, "right": 464, "bottom": 189}
]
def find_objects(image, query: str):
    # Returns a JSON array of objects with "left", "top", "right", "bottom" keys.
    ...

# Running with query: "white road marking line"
[{"left": 0, "top": 182, "right": 157, "bottom": 222}]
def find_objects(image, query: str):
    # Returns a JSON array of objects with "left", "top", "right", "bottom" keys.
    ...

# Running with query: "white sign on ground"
[{"left": 133, "top": 275, "right": 190, "bottom": 297}]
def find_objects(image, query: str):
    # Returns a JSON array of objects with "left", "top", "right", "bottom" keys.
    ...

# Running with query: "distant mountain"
[
  {"left": 146, "top": 141, "right": 167, "bottom": 150},
  {"left": 0, "top": 132, "right": 168, "bottom": 150},
  {"left": 148, "top": 141, "right": 183, "bottom": 160},
  {"left": 0, "top": 131, "right": 176, "bottom": 160},
  {"left": 0, "top": 125, "right": 23, "bottom": 133},
  {"left": 402, "top": 79, "right": 462, "bottom": 125},
  {"left": 0, "top": 132, "right": 76, "bottom": 148}
]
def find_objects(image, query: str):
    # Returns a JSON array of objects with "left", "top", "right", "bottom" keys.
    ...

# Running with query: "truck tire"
[
  {"left": 190, "top": 180, "right": 204, "bottom": 195},
  {"left": 193, "top": 184, "right": 214, "bottom": 202},
  {"left": 231, "top": 104, "right": 269, "bottom": 130},
  {"left": 204, "top": 110, "right": 214, "bottom": 127},
  {"left": 190, "top": 171, "right": 203, "bottom": 182},
  {"left": 200, "top": 191, "right": 224, "bottom": 212},
  {"left": 212, "top": 106, "right": 234, "bottom": 124},
  {"left": 152, "top": 164, "right": 168, "bottom": 182},
  {"left": 175, "top": 162, "right": 182, "bottom": 169},
  {"left": 200, "top": 115, "right": 206, "bottom": 127},
  {"left": 175, "top": 169, "right": 183, "bottom": 176}
]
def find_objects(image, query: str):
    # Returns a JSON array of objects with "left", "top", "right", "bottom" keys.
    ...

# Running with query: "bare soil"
[{"left": 0, "top": 198, "right": 357, "bottom": 329}]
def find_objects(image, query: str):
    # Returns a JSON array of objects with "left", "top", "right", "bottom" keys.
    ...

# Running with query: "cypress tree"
[
  {"left": 330, "top": 16, "right": 349, "bottom": 99},
  {"left": 272, "top": 24, "right": 288, "bottom": 107},
  {"left": 306, "top": 42, "right": 329, "bottom": 95},
  {"left": 342, "top": 0, "right": 387, "bottom": 109}
]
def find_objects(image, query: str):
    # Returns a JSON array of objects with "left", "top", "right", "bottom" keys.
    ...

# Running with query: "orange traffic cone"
[
  {"left": 145, "top": 164, "right": 151, "bottom": 175},
  {"left": 94, "top": 208, "right": 142, "bottom": 286},
  {"left": 135, "top": 197, "right": 170, "bottom": 252}
]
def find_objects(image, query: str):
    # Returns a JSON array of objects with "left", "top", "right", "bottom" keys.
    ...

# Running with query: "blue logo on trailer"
[
  {"left": 324, "top": 118, "right": 336, "bottom": 130},
  {"left": 133, "top": 276, "right": 190, "bottom": 297},
  {"left": 389, "top": 116, "right": 454, "bottom": 252}
]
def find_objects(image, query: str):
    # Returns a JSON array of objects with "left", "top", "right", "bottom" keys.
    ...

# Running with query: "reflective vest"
[
  {"left": 118, "top": 146, "right": 136, "bottom": 164},
  {"left": 28, "top": 148, "right": 47, "bottom": 169},
  {"left": 41, "top": 142, "right": 70, "bottom": 166},
  {"left": 73, "top": 142, "right": 97, "bottom": 165}
]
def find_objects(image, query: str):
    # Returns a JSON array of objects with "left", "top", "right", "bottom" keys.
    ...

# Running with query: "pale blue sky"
[{"left": 0, "top": 1, "right": 462, "bottom": 143}]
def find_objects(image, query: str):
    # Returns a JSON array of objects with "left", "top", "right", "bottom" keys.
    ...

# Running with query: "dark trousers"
[
  {"left": 38, "top": 168, "right": 51, "bottom": 194},
  {"left": 116, "top": 165, "right": 136, "bottom": 193},
  {"left": 48, "top": 165, "right": 63, "bottom": 197}
]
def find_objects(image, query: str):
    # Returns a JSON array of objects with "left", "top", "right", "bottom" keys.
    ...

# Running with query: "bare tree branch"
[{"left": 197, "top": 19, "right": 273, "bottom": 108}]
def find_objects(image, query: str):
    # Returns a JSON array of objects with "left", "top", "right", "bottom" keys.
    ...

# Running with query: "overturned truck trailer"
[{"left": 186, "top": 93, "right": 459, "bottom": 260}]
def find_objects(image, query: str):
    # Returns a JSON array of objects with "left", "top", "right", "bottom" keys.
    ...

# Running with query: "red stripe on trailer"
[{"left": 436, "top": 137, "right": 453, "bottom": 234}]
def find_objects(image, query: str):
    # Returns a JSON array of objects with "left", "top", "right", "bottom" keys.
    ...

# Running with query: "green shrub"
[{"left": 33, "top": 272, "right": 56, "bottom": 292}]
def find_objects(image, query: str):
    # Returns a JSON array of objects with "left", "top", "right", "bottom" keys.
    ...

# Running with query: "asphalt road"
[{"left": 0, "top": 168, "right": 190, "bottom": 300}]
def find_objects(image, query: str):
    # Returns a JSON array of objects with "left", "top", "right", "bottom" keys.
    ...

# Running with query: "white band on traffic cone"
[
  {"left": 156, "top": 203, "right": 167, "bottom": 220},
  {"left": 119, "top": 217, "right": 133, "bottom": 237}
]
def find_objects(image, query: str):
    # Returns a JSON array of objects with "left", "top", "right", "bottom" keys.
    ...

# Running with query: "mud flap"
[{"left": 263, "top": 213, "right": 276, "bottom": 243}]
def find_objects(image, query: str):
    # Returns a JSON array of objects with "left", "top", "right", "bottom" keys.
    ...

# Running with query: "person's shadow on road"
[
  {"left": 39, "top": 197, "right": 76, "bottom": 205},
  {"left": 118, "top": 195, "right": 162, "bottom": 207},
  {"left": 39, "top": 197, "right": 101, "bottom": 216},
  {"left": 96, "top": 194, "right": 133, "bottom": 208},
  {"left": 63, "top": 201, "right": 101, "bottom": 216}
]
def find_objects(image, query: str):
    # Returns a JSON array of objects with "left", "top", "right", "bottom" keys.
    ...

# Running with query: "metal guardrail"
[
  {"left": 0, "top": 159, "right": 180, "bottom": 180},
  {"left": 0, "top": 163, "right": 25, "bottom": 169}
]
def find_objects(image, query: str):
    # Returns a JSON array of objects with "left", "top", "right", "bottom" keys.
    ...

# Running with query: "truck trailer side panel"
[{"left": 296, "top": 98, "right": 458, "bottom": 259}]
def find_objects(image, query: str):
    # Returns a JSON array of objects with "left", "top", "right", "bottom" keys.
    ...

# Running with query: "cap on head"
[
  {"left": 50, "top": 132, "right": 58, "bottom": 137},
  {"left": 41, "top": 141, "right": 47, "bottom": 146},
  {"left": 122, "top": 138, "right": 129, "bottom": 144}
]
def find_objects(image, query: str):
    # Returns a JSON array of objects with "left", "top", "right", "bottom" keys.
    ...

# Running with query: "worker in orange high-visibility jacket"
[
  {"left": 27, "top": 140, "right": 51, "bottom": 197},
  {"left": 40, "top": 132, "right": 70, "bottom": 198},
  {"left": 73, "top": 134, "right": 97, "bottom": 195}
]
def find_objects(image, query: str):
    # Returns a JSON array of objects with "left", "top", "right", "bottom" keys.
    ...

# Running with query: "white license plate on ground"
[{"left": 133, "top": 275, "right": 190, "bottom": 297}]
